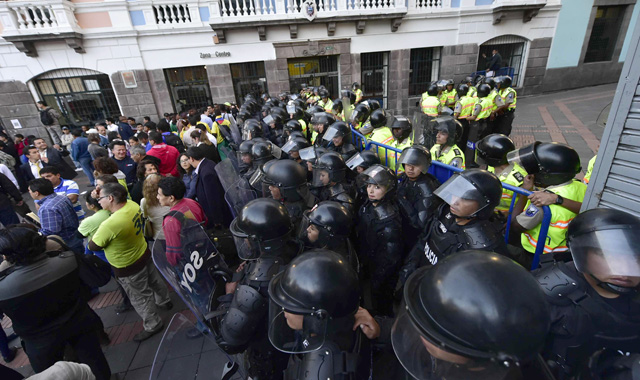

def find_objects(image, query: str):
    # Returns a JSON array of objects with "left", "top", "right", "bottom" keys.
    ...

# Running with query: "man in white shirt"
[{"left": 0, "top": 163, "right": 19, "bottom": 189}]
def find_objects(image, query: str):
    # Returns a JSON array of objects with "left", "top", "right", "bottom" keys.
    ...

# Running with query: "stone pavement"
[{"left": 0, "top": 83, "right": 618, "bottom": 379}]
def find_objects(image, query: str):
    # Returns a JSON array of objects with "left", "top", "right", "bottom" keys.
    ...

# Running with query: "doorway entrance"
[
  {"left": 288, "top": 56, "right": 340, "bottom": 97},
  {"left": 478, "top": 35, "right": 527, "bottom": 86}
]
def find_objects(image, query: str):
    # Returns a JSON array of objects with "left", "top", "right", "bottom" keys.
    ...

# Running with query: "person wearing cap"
[{"left": 355, "top": 164, "right": 403, "bottom": 317}]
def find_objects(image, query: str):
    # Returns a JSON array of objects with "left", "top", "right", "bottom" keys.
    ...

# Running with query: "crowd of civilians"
[{"left": 0, "top": 104, "right": 236, "bottom": 379}]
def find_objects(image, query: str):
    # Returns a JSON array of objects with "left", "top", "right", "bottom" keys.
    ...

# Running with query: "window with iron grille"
[
  {"left": 164, "top": 66, "right": 213, "bottom": 114},
  {"left": 288, "top": 56, "right": 340, "bottom": 98},
  {"left": 584, "top": 5, "right": 627, "bottom": 63},
  {"left": 230, "top": 62, "right": 269, "bottom": 105},
  {"left": 409, "top": 47, "right": 441, "bottom": 97},
  {"left": 34, "top": 69, "right": 120, "bottom": 128},
  {"left": 361, "top": 51, "right": 389, "bottom": 109}
]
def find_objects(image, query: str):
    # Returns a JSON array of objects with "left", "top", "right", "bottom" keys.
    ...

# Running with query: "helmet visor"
[
  {"left": 350, "top": 110, "right": 363, "bottom": 123},
  {"left": 571, "top": 229, "right": 640, "bottom": 279},
  {"left": 237, "top": 150, "right": 252, "bottom": 163},
  {"left": 507, "top": 144, "right": 538, "bottom": 175},
  {"left": 271, "top": 144, "right": 283, "bottom": 160},
  {"left": 346, "top": 153, "right": 366, "bottom": 171},
  {"left": 434, "top": 175, "right": 489, "bottom": 218},
  {"left": 268, "top": 299, "right": 327, "bottom": 354},
  {"left": 299, "top": 146, "right": 317, "bottom": 162},
  {"left": 229, "top": 219, "right": 262, "bottom": 260},
  {"left": 263, "top": 115, "right": 275, "bottom": 125},
  {"left": 322, "top": 127, "right": 340, "bottom": 142},
  {"left": 242, "top": 129, "right": 252, "bottom": 140},
  {"left": 248, "top": 167, "right": 265, "bottom": 189},
  {"left": 398, "top": 149, "right": 429, "bottom": 174},
  {"left": 311, "top": 167, "right": 332, "bottom": 187},
  {"left": 286, "top": 104, "right": 296, "bottom": 114},
  {"left": 282, "top": 139, "right": 300, "bottom": 154},
  {"left": 362, "top": 165, "right": 394, "bottom": 189}
]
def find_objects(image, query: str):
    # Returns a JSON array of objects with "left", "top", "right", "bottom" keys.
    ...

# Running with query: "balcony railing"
[{"left": 0, "top": 0, "right": 80, "bottom": 36}]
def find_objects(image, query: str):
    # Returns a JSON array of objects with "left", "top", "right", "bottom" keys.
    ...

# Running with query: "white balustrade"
[
  {"left": 0, "top": 0, "right": 80, "bottom": 36},
  {"left": 153, "top": 4, "right": 193, "bottom": 24}
]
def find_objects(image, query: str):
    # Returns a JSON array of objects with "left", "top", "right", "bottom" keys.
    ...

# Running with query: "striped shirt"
[{"left": 54, "top": 179, "right": 85, "bottom": 220}]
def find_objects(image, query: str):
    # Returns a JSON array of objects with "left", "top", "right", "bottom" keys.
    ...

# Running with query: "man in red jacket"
[{"left": 146, "top": 131, "right": 179, "bottom": 177}]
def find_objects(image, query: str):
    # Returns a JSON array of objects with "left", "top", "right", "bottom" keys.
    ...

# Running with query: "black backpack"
[{"left": 40, "top": 109, "right": 54, "bottom": 125}]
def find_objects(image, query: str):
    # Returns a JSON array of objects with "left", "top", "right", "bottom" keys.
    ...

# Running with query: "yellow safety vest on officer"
[
  {"left": 488, "top": 163, "right": 528, "bottom": 213},
  {"left": 518, "top": 180, "right": 587, "bottom": 254},
  {"left": 468, "top": 86, "right": 478, "bottom": 98},
  {"left": 354, "top": 89, "right": 363, "bottom": 103},
  {"left": 440, "top": 89, "right": 458, "bottom": 109},
  {"left": 298, "top": 118, "right": 308, "bottom": 138},
  {"left": 583, "top": 155, "right": 597, "bottom": 184},
  {"left": 430, "top": 144, "right": 465, "bottom": 169},
  {"left": 421, "top": 96, "right": 441, "bottom": 117},
  {"left": 369, "top": 126, "right": 393, "bottom": 160},
  {"left": 379, "top": 134, "right": 412, "bottom": 172},
  {"left": 498, "top": 87, "right": 517, "bottom": 111},
  {"left": 454, "top": 96, "right": 477, "bottom": 120}
]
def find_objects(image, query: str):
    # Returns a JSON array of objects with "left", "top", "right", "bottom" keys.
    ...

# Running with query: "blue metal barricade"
[
  {"left": 428, "top": 160, "right": 463, "bottom": 184},
  {"left": 352, "top": 128, "right": 367, "bottom": 152},
  {"left": 364, "top": 139, "right": 403, "bottom": 175},
  {"left": 471, "top": 67, "right": 515, "bottom": 79}
]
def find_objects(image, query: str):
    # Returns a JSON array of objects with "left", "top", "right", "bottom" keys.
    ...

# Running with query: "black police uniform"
[
  {"left": 396, "top": 172, "right": 441, "bottom": 244},
  {"left": 318, "top": 183, "right": 355, "bottom": 215},
  {"left": 536, "top": 261, "right": 640, "bottom": 379}
]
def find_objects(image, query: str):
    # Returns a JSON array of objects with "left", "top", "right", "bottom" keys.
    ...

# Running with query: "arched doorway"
[
  {"left": 31, "top": 68, "right": 119, "bottom": 127},
  {"left": 478, "top": 35, "right": 528, "bottom": 86}
]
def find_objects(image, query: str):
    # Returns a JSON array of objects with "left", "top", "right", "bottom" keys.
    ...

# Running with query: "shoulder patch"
[
  {"left": 525, "top": 204, "right": 539, "bottom": 217},
  {"left": 453, "top": 149, "right": 462, "bottom": 156},
  {"left": 513, "top": 172, "right": 525, "bottom": 183}
]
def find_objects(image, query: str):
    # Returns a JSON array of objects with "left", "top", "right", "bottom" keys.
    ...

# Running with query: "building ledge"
[
  {"left": 3, "top": 32, "right": 84, "bottom": 57},
  {"left": 493, "top": 3, "right": 546, "bottom": 25}
]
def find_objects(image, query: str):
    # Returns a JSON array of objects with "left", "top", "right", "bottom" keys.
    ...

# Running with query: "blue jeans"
[{"left": 78, "top": 157, "right": 95, "bottom": 186}]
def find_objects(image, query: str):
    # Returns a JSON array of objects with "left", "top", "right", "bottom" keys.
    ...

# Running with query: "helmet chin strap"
[{"left": 589, "top": 274, "right": 638, "bottom": 295}]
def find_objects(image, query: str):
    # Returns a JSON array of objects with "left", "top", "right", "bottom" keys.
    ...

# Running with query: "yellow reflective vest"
[
  {"left": 440, "top": 89, "right": 457, "bottom": 108},
  {"left": 430, "top": 144, "right": 465, "bottom": 169},
  {"left": 499, "top": 87, "right": 517, "bottom": 110},
  {"left": 421, "top": 96, "right": 440, "bottom": 116},
  {"left": 521, "top": 180, "right": 587, "bottom": 254},
  {"left": 457, "top": 96, "right": 477, "bottom": 120},
  {"left": 583, "top": 155, "right": 597, "bottom": 184},
  {"left": 488, "top": 164, "right": 528, "bottom": 213}
]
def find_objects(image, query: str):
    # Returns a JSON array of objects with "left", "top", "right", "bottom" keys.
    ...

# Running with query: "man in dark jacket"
[
  {"left": 0, "top": 173, "right": 22, "bottom": 226},
  {"left": 19, "top": 146, "right": 54, "bottom": 183},
  {"left": 186, "top": 146, "right": 232, "bottom": 228},
  {"left": 485, "top": 49, "right": 502, "bottom": 74},
  {"left": 32, "top": 138, "right": 77, "bottom": 180}
]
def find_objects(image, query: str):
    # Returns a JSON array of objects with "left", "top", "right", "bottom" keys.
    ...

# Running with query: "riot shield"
[
  {"left": 224, "top": 178, "right": 257, "bottom": 217},
  {"left": 228, "top": 117, "right": 242, "bottom": 146},
  {"left": 150, "top": 313, "right": 245, "bottom": 380},
  {"left": 412, "top": 111, "right": 424, "bottom": 145},
  {"left": 342, "top": 94, "right": 353, "bottom": 122},
  {"left": 215, "top": 159, "right": 241, "bottom": 194}
]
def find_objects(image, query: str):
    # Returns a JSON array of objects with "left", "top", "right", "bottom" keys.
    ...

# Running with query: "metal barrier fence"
[
  {"left": 471, "top": 67, "right": 515, "bottom": 79},
  {"left": 352, "top": 127, "right": 551, "bottom": 270}
]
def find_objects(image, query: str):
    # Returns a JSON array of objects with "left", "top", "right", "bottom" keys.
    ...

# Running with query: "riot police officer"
[
  {"left": 396, "top": 145, "right": 442, "bottom": 245},
  {"left": 493, "top": 76, "right": 517, "bottom": 136},
  {"left": 537, "top": 208, "right": 640, "bottom": 379},
  {"left": 346, "top": 150, "right": 383, "bottom": 210},
  {"left": 453, "top": 83, "right": 476, "bottom": 158},
  {"left": 356, "top": 164, "right": 403, "bottom": 317},
  {"left": 312, "top": 152, "right": 355, "bottom": 213},
  {"left": 402, "top": 169, "right": 507, "bottom": 282},
  {"left": 429, "top": 116, "right": 465, "bottom": 168},
  {"left": 268, "top": 249, "right": 370, "bottom": 379},
  {"left": 323, "top": 121, "right": 357, "bottom": 161},
  {"left": 237, "top": 140, "right": 255, "bottom": 175},
  {"left": 260, "top": 159, "right": 316, "bottom": 230},
  {"left": 420, "top": 83, "right": 441, "bottom": 122},
  {"left": 362, "top": 108, "right": 389, "bottom": 141},
  {"left": 247, "top": 141, "right": 278, "bottom": 192},
  {"left": 466, "top": 83, "right": 493, "bottom": 163},
  {"left": 216, "top": 198, "right": 302, "bottom": 379},
  {"left": 350, "top": 102, "right": 371, "bottom": 132},
  {"left": 309, "top": 112, "right": 335, "bottom": 146},
  {"left": 298, "top": 201, "right": 358, "bottom": 269},
  {"left": 281, "top": 136, "right": 310, "bottom": 164},
  {"left": 440, "top": 79, "right": 458, "bottom": 111},
  {"left": 391, "top": 251, "right": 551, "bottom": 379},
  {"left": 352, "top": 82, "right": 363, "bottom": 103},
  {"left": 242, "top": 119, "right": 264, "bottom": 140}
]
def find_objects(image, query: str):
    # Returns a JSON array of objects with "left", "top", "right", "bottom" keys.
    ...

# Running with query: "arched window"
[
  {"left": 32, "top": 68, "right": 119, "bottom": 127},
  {"left": 479, "top": 35, "right": 528, "bottom": 86}
]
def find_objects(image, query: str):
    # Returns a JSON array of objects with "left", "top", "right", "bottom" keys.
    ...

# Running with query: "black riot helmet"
[
  {"left": 494, "top": 76, "right": 512, "bottom": 90},
  {"left": 391, "top": 116, "right": 412, "bottom": 142},
  {"left": 323, "top": 121, "right": 352, "bottom": 145},
  {"left": 445, "top": 79, "right": 454, "bottom": 89},
  {"left": 364, "top": 99, "right": 381, "bottom": 111},
  {"left": 284, "top": 120, "right": 302, "bottom": 135},
  {"left": 251, "top": 141, "right": 276, "bottom": 167},
  {"left": 475, "top": 133, "right": 516, "bottom": 167},
  {"left": 287, "top": 131, "right": 306, "bottom": 141},
  {"left": 463, "top": 76, "right": 474, "bottom": 85},
  {"left": 237, "top": 140, "right": 256, "bottom": 162},
  {"left": 308, "top": 105, "right": 325, "bottom": 114},
  {"left": 434, "top": 169, "right": 502, "bottom": 219},
  {"left": 484, "top": 77, "right": 496, "bottom": 90},
  {"left": 475, "top": 75, "right": 486, "bottom": 87},
  {"left": 332, "top": 99, "right": 343, "bottom": 114},
  {"left": 350, "top": 103, "right": 371, "bottom": 124},
  {"left": 268, "top": 249, "right": 360, "bottom": 354},
  {"left": 431, "top": 116, "right": 460, "bottom": 146},
  {"left": 361, "top": 164, "right": 397, "bottom": 199},
  {"left": 262, "top": 159, "right": 309, "bottom": 202},
  {"left": 340, "top": 90, "right": 357, "bottom": 105},
  {"left": 426, "top": 83, "right": 438, "bottom": 96},
  {"left": 288, "top": 106, "right": 304, "bottom": 121},
  {"left": 242, "top": 119, "right": 263, "bottom": 140},
  {"left": 230, "top": 198, "right": 293, "bottom": 260},
  {"left": 477, "top": 84, "right": 492, "bottom": 98},
  {"left": 392, "top": 251, "right": 550, "bottom": 378},
  {"left": 457, "top": 83, "right": 469, "bottom": 97},
  {"left": 567, "top": 208, "right": 640, "bottom": 295},
  {"left": 507, "top": 141, "right": 581, "bottom": 187},
  {"left": 299, "top": 201, "right": 352, "bottom": 249},
  {"left": 369, "top": 109, "right": 387, "bottom": 129},
  {"left": 271, "top": 107, "right": 288, "bottom": 122},
  {"left": 398, "top": 145, "right": 432, "bottom": 174},
  {"left": 282, "top": 136, "right": 310, "bottom": 155},
  {"left": 313, "top": 151, "right": 347, "bottom": 186},
  {"left": 310, "top": 112, "right": 335, "bottom": 133},
  {"left": 345, "top": 150, "right": 380, "bottom": 172},
  {"left": 261, "top": 104, "right": 272, "bottom": 117},
  {"left": 319, "top": 89, "right": 330, "bottom": 99},
  {"left": 351, "top": 82, "right": 360, "bottom": 90}
]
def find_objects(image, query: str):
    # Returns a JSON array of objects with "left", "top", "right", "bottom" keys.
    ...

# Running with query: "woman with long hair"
[
  {"left": 177, "top": 153, "right": 196, "bottom": 199},
  {"left": 190, "top": 129, "right": 221, "bottom": 163},
  {"left": 140, "top": 173, "right": 170, "bottom": 240}
]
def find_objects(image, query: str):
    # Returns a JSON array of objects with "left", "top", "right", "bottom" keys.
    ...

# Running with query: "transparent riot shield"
[
  {"left": 228, "top": 118, "right": 242, "bottom": 146},
  {"left": 215, "top": 159, "right": 241, "bottom": 194},
  {"left": 224, "top": 178, "right": 257, "bottom": 217},
  {"left": 342, "top": 94, "right": 353, "bottom": 122},
  {"left": 150, "top": 313, "right": 245, "bottom": 380},
  {"left": 412, "top": 111, "right": 424, "bottom": 145}
]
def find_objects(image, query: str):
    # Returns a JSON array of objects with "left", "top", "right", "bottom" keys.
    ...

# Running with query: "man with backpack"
[{"left": 36, "top": 101, "right": 63, "bottom": 149}]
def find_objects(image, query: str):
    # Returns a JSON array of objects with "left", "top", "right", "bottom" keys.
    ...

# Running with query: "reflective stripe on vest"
[
  {"left": 430, "top": 144, "right": 466, "bottom": 169},
  {"left": 323, "top": 99, "right": 334, "bottom": 112},
  {"left": 468, "top": 86, "right": 477, "bottom": 98},
  {"left": 521, "top": 181, "right": 587, "bottom": 254},
  {"left": 298, "top": 118, "right": 308, "bottom": 138},
  {"left": 477, "top": 98, "right": 493, "bottom": 120},
  {"left": 458, "top": 96, "right": 476, "bottom": 119},
  {"left": 421, "top": 96, "right": 440, "bottom": 116},
  {"left": 442, "top": 90, "right": 457, "bottom": 107},
  {"left": 487, "top": 91, "right": 499, "bottom": 112},
  {"left": 499, "top": 87, "right": 517, "bottom": 110}
]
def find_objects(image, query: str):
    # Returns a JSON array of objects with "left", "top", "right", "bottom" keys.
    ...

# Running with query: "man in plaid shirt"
[{"left": 28, "top": 178, "right": 83, "bottom": 253}]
